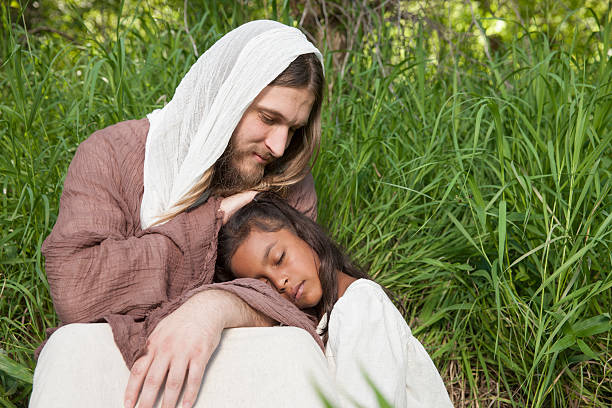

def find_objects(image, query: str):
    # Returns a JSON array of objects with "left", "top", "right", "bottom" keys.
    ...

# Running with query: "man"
[{"left": 30, "top": 20, "right": 331, "bottom": 408}]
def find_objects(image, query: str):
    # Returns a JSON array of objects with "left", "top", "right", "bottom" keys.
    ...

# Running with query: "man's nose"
[{"left": 264, "top": 127, "right": 288, "bottom": 158}]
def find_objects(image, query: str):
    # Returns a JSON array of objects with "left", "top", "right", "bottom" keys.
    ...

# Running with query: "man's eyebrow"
[
  {"left": 257, "top": 106, "right": 307, "bottom": 128},
  {"left": 263, "top": 240, "right": 278, "bottom": 261}
]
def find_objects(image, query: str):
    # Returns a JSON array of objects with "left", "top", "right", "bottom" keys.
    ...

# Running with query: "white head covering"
[{"left": 140, "top": 20, "right": 323, "bottom": 229}]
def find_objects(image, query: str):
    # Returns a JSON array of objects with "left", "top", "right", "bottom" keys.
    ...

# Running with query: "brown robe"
[{"left": 40, "top": 118, "right": 322, "bottom": 367}]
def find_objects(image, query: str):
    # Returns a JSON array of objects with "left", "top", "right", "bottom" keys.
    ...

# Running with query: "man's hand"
[
  {"left": 124, "top": 291, "right": 223, "bottom": 408},
  {"left": 219, "top": 190, "right": 258, "bottom": 224},
  {"left": 124, "top": 289, "right": 274, "bottom": 408}
]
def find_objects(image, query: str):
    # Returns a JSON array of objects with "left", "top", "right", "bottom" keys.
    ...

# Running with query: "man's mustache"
[{"left": 253, "top": 150, "right": 275, "bottom": 164}]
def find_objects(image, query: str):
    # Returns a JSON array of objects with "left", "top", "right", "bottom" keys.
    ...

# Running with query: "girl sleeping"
[{"left": 216, "top": 192, "right": 453, "bottom": 407}]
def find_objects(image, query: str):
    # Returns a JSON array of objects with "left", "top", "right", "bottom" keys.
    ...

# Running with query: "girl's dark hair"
[{"left": 216, "top": 192, "right": 371, "bottom": 325}]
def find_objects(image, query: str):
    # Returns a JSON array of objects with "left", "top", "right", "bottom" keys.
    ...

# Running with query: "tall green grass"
[
  {"left": 318, "top": 18, "right": 612, "bottom": 407},
  {"left": 1, "top": 1, "right": 611, "bottom": 407}
]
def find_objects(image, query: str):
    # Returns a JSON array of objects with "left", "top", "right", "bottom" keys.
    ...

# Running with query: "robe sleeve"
[
  {"left": 142, "top": 278, "right": 324, "bottom": 354},
  {"left": 41, "top": 130, "right": 223, "bottom": 325}
]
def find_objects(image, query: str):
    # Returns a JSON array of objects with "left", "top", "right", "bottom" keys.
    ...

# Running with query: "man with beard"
[{"left": 31, "top": 21, "right": 333, "bottom": 408}]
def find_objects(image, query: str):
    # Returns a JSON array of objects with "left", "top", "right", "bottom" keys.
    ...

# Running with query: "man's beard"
[{"left": 211, "top": 143, "right": 267, "bottom": 197}]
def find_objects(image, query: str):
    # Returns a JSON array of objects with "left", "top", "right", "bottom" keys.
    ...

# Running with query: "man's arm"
[
  {"left": 125, "top": 275, "right": 325, "bottom": 408},
  {"left": 124, "top": 289, "right": 274, "bottom": 408},
  {"left": 194, "top": 288, "right": 276, "bottom": 328}
]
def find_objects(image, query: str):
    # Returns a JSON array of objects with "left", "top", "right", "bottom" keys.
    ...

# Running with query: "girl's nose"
[
  {"left": 274, "top": 276, "right": 289, "bottom": 293},
  {"left": 264, "top": 127, "right": 288, "bottom": 158}
]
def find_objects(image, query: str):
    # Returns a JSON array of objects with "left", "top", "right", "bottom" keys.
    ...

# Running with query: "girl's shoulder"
[
  {"left": 344, "top": 278, "right": 384, "bottom": 293},
  {"left": 335, "top": 279, "right": 392, "bottom": 308},
  {"left": 329, "top": 279, "right": 412, "bottom": 338}
]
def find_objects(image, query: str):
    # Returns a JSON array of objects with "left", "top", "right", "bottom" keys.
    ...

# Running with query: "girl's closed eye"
[{"left": 275, "top": 251, "right": 285, "bottom": 266}]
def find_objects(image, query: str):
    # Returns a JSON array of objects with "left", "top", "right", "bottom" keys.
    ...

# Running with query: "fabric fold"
[{"left": 141, "top": 20, "right": 323, "bottom": 228}]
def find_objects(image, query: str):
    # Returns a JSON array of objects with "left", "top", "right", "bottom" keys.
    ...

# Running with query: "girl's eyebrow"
[{"left": 263, "top": 240, "right": 278, "bottom": 261}]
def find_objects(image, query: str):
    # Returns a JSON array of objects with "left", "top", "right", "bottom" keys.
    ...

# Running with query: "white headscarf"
[{"left": 140, "top": 20, "right": 323, "bottom": 229}]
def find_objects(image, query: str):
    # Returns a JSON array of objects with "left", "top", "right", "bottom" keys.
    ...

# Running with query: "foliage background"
[{"left": 1, "top": 0, "right": 611, "bottom": 407}]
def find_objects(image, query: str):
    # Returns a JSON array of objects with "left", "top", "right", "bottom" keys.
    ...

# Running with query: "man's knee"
[
  {"left": 40, "top": 323, "right": 113, "bottom": 361},
  {"left": 31, "top": 323, "right": 128, "bottom": 408},
  {"left": 269, "top": 326, "right": 322, "bottom": 352},
  {"left": 220, "top": 326, "right": 326, "bottom": 368}
]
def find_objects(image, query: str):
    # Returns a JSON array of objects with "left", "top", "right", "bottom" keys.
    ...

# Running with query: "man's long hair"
[{"left": 152, "top": 54, "right": 324, "bottom": 226}]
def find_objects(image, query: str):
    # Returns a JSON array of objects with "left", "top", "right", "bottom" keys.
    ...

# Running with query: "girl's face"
[{"left": 230, "top": 227, "right": 323, "bottom": 309}]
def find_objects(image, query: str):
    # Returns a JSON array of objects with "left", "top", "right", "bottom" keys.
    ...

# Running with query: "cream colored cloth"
[
  {"left": 141, "top": 20, "right": 323, "bottom": 228},
  {"left": 30, "top": 324, "right": 336, "bottom": 408},
  {"left": 323, "top": 279, "right": 454, "bottom": 408}
]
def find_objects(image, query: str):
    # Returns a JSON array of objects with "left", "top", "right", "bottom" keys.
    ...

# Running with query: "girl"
[{"left": 216, "top": 193, "right": 454, "bottom": 408}]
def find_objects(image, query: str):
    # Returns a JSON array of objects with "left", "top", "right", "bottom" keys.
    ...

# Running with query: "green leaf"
[
  {"left": 576, "top": 339, "right": 599, "bottom": 361},
  {"left": 0, "top": 352, "right": 33, "bottom": 384},
  {"left": 571, "top": 314, "right": 612, "bottom": 338},
  {"left": 498, "top": 200, "right": 507, "bottom": 268},
  {"left": 548, "top": 334, "right": 576, "bottom": 354},
  {"left": 446, "top": 211, "right": 480, "bottom": 253}
]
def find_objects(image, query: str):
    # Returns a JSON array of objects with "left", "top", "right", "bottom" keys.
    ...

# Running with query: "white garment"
[
  {"left": 322, "top": 279, "right": 454, "bottom": 408},
  {"left": 29, "top": 285, "right": 453, "bottom": 407},
  {"left": 141, "top": 20, "right": 323, "bottom": 228},
  {"left": 30, "top": 324, "right": 337, "bottom": 407}
]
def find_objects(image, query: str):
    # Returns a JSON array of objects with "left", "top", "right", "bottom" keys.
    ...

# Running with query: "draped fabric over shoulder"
[
  {"left": 40, "top": 20, "right": 324, "bottom": 367},
  {"left": 142, "top": 20, "right": 323, "bottom": 228}
]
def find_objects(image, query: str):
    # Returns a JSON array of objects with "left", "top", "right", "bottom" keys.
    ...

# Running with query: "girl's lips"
[{"left": 294, "top": 281, "right": 305, "bottom": 301}]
